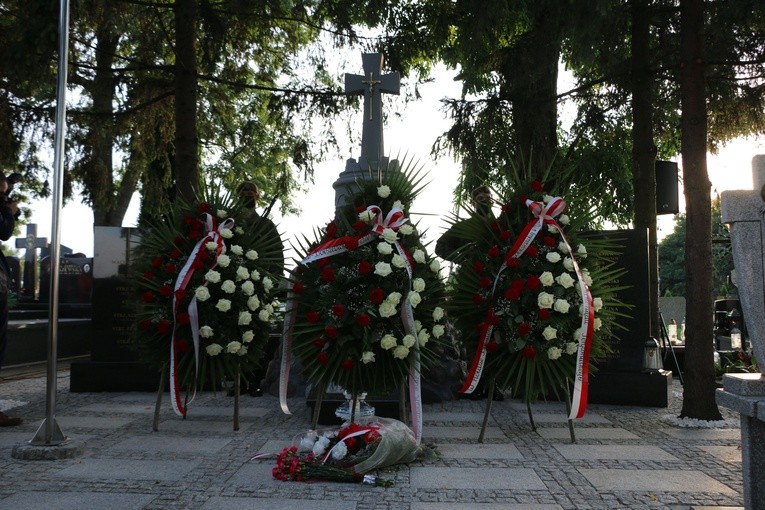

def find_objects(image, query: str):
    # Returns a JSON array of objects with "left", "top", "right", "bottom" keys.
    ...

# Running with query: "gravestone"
[
  {"left": 14, "top": 223, "right": 47, "bottom": 301},
  {"left": 5, "top": 255, "right": 20, "bottom": 293},
  {"left": 38, "top": 255, "right": 93, "bottom": 305},
  {"left": 716, "top": 154, "right": 765, "bottom": 510},
  {"left": 583, "top": 229, "right": 672, "bottom": 407},
  {"left": 70, "top": 226, "right": 159, "bottom": 392}
]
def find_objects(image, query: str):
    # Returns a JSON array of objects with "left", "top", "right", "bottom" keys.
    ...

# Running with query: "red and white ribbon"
[{"left": 169, "top": 214, "right": 234, "bottom": 417}]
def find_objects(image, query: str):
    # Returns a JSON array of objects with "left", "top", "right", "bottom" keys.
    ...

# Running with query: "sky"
[{"left": 11, "top": 64, "right": 765, "bottom": 261}]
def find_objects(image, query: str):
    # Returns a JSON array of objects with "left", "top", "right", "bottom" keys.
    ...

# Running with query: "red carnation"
[
  {"left": 516, "top": 322, "right": 532, "bottom": 336},
  {"left": 197, "top": 249, "right": 209, "bottom": 260},
  {"left": 177, "top": 312, "right": 190, "bottom": 325},
  {"left": 325, "top": 222, "right": 337, "bottom": 238},
  {"left": 317, "top": 258, "right": 330, "bottom": 268},
  {"left": 487, "top": 245, "right": 500, "bottom": 258},
  {"left": 321, "top": 267, "right": 335, "bottom": 283},
  {"left": 521, "top": 345, "right": 537, "bottom": 359},
  {"left": 473, "top": 261, "right": 485, "bottom": 273},
  {"left": 331, "top": 303, "right": 346, "bottom": 318},
  {"left": 542, "top": 236, "right": 556, "bottom": 247},
  {"left": 370, "top": 288, "right": 384, "bottom": 304},
  {"left": 306, "top": 310, "right": 320, "bottom": 323},
  {"left": 139, "top": 319, "right": 152, "bottom": 331},
  {"left": 504, "top": 287, "right": 521, "bottom": 301},
  {"left": 364, "top": 429, "right": 381, "bottom": 444},
  {"left": 143, "top": 271, "right": 154, "bottom": 280},
  {"left": 157, "top": 320, "right": 171, "bottom": 335},
  {"left": 531, "top": 180, "right": 544, "bottom": 192},
  {"left": 198, "top": 202, "right": 211, "bottom": 213},
  {"left": 164, "top": 263, "right": 177, "bottom": 274},
  {"left": 292, "top": 281, "right": 304, "bottom": 294},
  {"left": 519, "top": 194, "right": 528, "bottom": 203},
  {"left": 175, "top": 339, "right": 189, "bottom": 352},
  {"left": 479, "top": 277, "right": 491, "bottom": 289},
  {"left": 191, "top": 259, "right": 204, "bottom": 270},
  {"left": 173, "top": 235, "right": 184, "bottom": 245},
  {"left": 486, "top": 341, "right": 499, "bottom": 353},
  {"left": 488, "top": 313, "right": 500, "bottom": 326},
  {"left": 358, "top": 260, "right": 373, "bottom": 275},
  {"left": 352, "top": 220, "right": 367, "bottom": 232},
  {"left": 472, "top": 293, "right": 483, "bottom": 304},
  {"left": 526, "top": 276, "right": 541, "bottom": 290},
  {"left": 500, "top": 230, "right": 511, "bottom": 242},
  {"left": 159, "top": 284, "right": 172, "bottom": 297},
  {"left": 189, "top": 230, "right": 202, "bottom": 241},
  {"left": 511, "top": 279, "right": 525, "bottom": 293},
  {"left": 317, "top": 352, "right": 329, "bottom": 365},
  {"left": 183, "top": 214, "right": 194, "bottom": 225},
  {"left": 142, "top": 291, "right": 155, "bottom": 303},
  {"left": 324, "top": 325, "right": 338, "bottom": 338},
  {"left": 341, "top": 358, "right": 354, "bottom": 371},
  {"left": 356, "top": 313, "right": 371, "bottom": 328},
  {"left": 344, "top": 237, "right": 359, "bottom": 250},
  {"left": 312, "top": 337, "right": 326, "bottom": 348},
  {"left": 525, "top": 245, "right": 539, "bottom": 258},
  {"left": 169, "top": 249, "right": 182, "bottom": 260},
  {"left": 192, "top": 219, "right": 204, "bottom": 231},
  {"left": 501, "top": 203, "right": 512, "bottom": 214},
  {"left": 151, "top": 256, "right": 164, "bottom": 269},
  {"left": 490, "top": 220, "right": 501, "bottom": 233},
  {"left": 175, "top": 289, "right": 188, "bottom": 301},
  {"left": 538, "top": 308, "right": 551, "bottom": 320},
  {"left": 505, "top": 256, "right": 519, "bottom": 268},
  {"left": 355, "top": 205, "right": 366, "bottom": 214}
]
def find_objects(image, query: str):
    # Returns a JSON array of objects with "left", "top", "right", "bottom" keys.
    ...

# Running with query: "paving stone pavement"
[{"left": 0, "top": 368, "right": 745, "bottom": 510}]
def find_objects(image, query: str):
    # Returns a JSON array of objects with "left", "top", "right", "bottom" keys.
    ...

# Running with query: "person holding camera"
[{"left": 0, "top": 172, "right": 22, "bottom": 426}]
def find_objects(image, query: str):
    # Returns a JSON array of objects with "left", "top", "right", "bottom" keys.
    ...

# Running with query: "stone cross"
[
  {"left": 344, "top": 53, "right": 400, "bottom": 165},
  {"left": 15, "top": 223, "right": 48, "bottom": 301}
]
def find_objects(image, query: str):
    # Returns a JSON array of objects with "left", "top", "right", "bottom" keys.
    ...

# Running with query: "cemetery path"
[{"left": 0, "top": 372, "right": 745, "bottom": 510}]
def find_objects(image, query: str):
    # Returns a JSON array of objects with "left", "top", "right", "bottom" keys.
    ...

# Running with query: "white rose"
[
  {"left": 543, "top": 194, "right": 554, "bottom": 203},
  {"left": 432, "top": 324, "right": 445, "bottom": 338},
  {"left": 358, "top": 209, "right": 374, "bottom": 222},
  {"left": 574, "top": 328, "right": 582, "bottom": 340},
  {"left": 263, "top": 277, "right": 274, "bottom": 291},
  {"left": 558, "top": 242, "right": 570, "bottom": 254},
  {"left": 402, "top": 334, "right": 416, "bottom": 348},
  {"left": 205, "top": 241, "right": 218, "bottom": 251},
  {"left": 408, "top": 291, "right": 422, "bottom": 308},
  {"left": 433, "top": 306, "right": 445, "bottom": 321},
  {"left": 380, "top": 334, "right": 397, "bottom": 350},
  {"left": 258, "top": 309, "right": 271, "bottom": 322},
  {"left": 230, "top": 245, "right": 243, "bottom": 256},
  {"left": 386, "top": 292, "right": 402, "bottom": 304},
  {"left": 298, "top": 431, "right": 318, "bottom": 452},
  {"left": 430, "top": 259, "right": 441, "bottom": 273},
  {"left": 594, "top": 317, "right": 602, "bottom": 330},
  {"left": 556, "top": 273, "right": 576, "bottom": 289},
  {"left": 583, "top": 273, "right": 593, "bottom": 286},
  {"left": 205, "top": 270, "right": 221, "bottom": 283},
  {"left": 236, "top": 266, "right": 250, "bottom": 281},
  {"left": 361, "top": 351, "right": 376, "bottom": 364},
  {"left": 392, "top": 200, "right": 404, "bottom": 209},
  {"left": 238, "top": 311, "right": 252, "bottom": 325},
  {"left": 391, "top": 254, "right": 406, "bottom": 268},
  {"left": 548, "top": 224, "right": 559, "bottom": 234},
  {"left": 554, "top": 299, "right": 571, "bottom": 313},
  {"left": 593, "top": 297, "right": 603, "bottom": 312},
  {"left": 250, "top": 269, "right": 261, "bottom": 281},
  {"left": 312, "top": 440, "right": 327, "bottom": 457},
  {"left": 220, "top": 280, "right": 236, "bottom": 294},
  {"left": 418, "top": 330, "right": 430, "bottom": 346},
  {"left": 246, "top": 250, "right": 259, "bottom": 261},
  {"left": 559, "top": 214, "right": 570, "bottom": 225},
  {"left": 542, "top": 325, "right": 557, "bottom": 341},
  {"left": 399, "top": 224, "right": 414, "bottom": 235},
  {"left": 235, "top": 226, "right": 244, "bottom": 235},
  {"left": 379, "top": 301, "right": 397, "bottom": 318},
  {"left": 215, "top": 299, "right": 232, "bottom": 312},
  {"left": 547, "top": 347, "right": 562, "bottom": 360},
  {"left": 217, "top": 209, "right": 228, "bottom": 219},
  {"left": 374, "top": 262, "right": 392, "bottom": 277},
  {"left": 382, "top": 228, "right": 398, "bottom": 243},
  {"left": 393, "top": 345, "right": 410, "bottom": 359},
  {"left": 219, "top": 228, "right": 233, "bottom": 239},
  {"left": 199, "top": 325, "right": 214, "bottom": 338},
  {"left": 563, "top": 257, "right": 574, "bottom": 271},
  {"left": 577, "top": 244, "right": 587, "bottom": 258},
  {"left": 242, "top": 330, "right": 254, "bottom": 343},
  {"left": 330, "top": 441, "right": 348, "bottom": 460},
  {"left": 537, "top": 292, "right": 555, "bottom": 309},
  {"left": 206, "top": 343, "right": 223, "bottom": 356},
  {"left": 217, "top": 254, "right": 231, "bottom": 267},
  {"left": 377, "top": 185, "right": 391, "bottom": 198},
  {"left": 377, "top": 242, "right": 393, "bottom": 255},
  {"left": 546, "top": 252, "right": 561, "bottom": 263},
  {"left": 565, "top": 342, "right": 578, "bottom": 355},
  {"left": 237, "top": 345, "right": 248, "bottom": 356},
  {"left": 414, "top": 320, "right": 423, "bottom": 332},
  {"left": 226, "top": 341, "right": 242, "bottom": 354},
  {"left": 413, "top": 249, "right": 426, "bottom": 263},
  {"left": 240, "top": 280, "right": 255, "bottom": 296},
  {"left": 247, "top": 295, "right": 260, "bottom": 311},
  {"left": 539, "top": 271, "right": 555, "bottom": 287},
  {"left": 195, "top": 286, "right": 210, "bottom": 301},
  {"left": 412, "top": 278, "right": 426, "bottom": 292}
]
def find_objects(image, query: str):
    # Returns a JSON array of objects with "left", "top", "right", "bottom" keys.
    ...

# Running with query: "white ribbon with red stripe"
[{"left": 169, "top": 215, "right": 234, "bottom": 417}]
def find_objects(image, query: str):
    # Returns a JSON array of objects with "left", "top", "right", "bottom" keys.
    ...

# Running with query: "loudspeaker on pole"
[{"left": 655, "top": 160, "right": 679, "bottom": 215}]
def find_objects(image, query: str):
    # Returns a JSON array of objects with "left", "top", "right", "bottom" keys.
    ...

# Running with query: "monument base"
[
  {"left": 6, "top": 318, "right": 92, "bottom": 366},
  {"left": 716, "top": 373, "right": 765, "bottom": 510},
  {"left": 589, "top": 369, "right": 673, "bottom": 407},
  {"left": 70, "top": 360, "right": 161, "bottom": 392}
]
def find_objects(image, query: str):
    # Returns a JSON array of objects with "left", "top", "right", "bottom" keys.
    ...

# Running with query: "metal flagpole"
[{"left": 30, "top": 0, "right": 70, "bottom": 446}]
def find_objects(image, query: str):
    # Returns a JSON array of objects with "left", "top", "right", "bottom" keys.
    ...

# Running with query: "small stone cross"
[
  {"left": 15, "top": 223, "right": 48, "bottom": 300},
  {"left": 345, "top": 53, "right": 400, "bottom": 165}
]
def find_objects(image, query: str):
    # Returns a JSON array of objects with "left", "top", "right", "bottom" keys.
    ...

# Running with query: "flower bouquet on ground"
[
  {"left": 281, "top": 160, "right": 447, "bottom": 440},
  {"left": 133, "top": 181, "right": 284, "bottom": 426},
  {"left": 445, "top": 170, "right": 626, "bottom": 436},
  {"left": 268, "top": 417, "right": 420, "bottom": 486}
]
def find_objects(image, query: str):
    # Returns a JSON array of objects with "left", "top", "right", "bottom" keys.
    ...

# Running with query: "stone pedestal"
[{"left": 716, "top": 374, "right": 765, "bottom": 510}]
